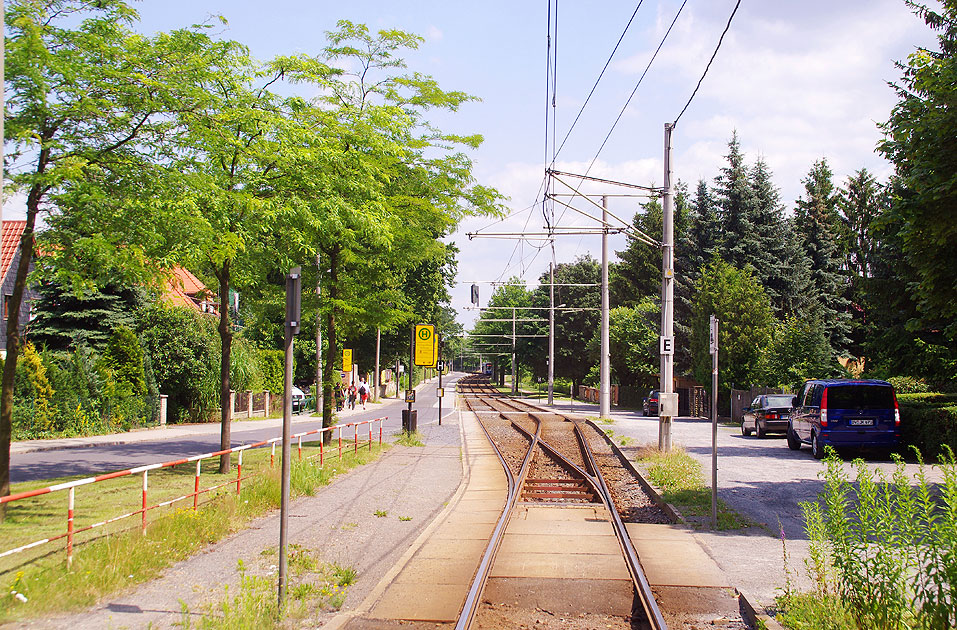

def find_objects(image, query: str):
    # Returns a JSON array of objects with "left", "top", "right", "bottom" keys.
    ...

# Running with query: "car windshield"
[
  {"left": 765, "top": 395, "right": 792, "bottom": 408},
  {"left": 826, "top": 385, "right": 894, "bottom": 410}
]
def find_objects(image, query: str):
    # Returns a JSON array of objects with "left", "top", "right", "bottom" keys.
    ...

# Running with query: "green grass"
[
  {"left": 373, "top": 509, "right": 387, "bottom": 518},
  {"left": 178, "top": 555, "right": 357, "bottom": 629},
  {"left": 394, "top": 430, "right": 425, "bottom": 447},
  {"left": 634, "top": 445, "right": 757, "bottom": 530},
  {"left": 0, "top": 441, "right": 386, "bottom": 623}
]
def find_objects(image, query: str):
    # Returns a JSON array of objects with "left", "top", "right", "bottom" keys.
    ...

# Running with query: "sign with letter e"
[
  {"left": 414, "top": 324, "right": 436, "bottom": 366},
  {"left": 659, "top": 336, "right": 674, "bottom": 355}
]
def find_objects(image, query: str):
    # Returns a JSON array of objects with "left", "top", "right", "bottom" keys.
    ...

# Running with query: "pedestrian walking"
[
  {"left": 347, "top": 384, "right": 357, "bottom": 410},
  {"left": 358, "top": 379, "right": 369, "bottom": 409}
]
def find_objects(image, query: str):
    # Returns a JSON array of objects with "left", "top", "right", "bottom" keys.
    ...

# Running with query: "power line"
[
  {"left": 673, "top": 0, "right": 742, "bottom": 126},
  {"left": 554, "top": 1, "right": 644, "bottom": 160},
  {"left": 585, "top": 0, "right": 689, "bottom": 176}
]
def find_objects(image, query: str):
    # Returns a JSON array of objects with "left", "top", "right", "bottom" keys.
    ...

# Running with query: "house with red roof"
[
  {"left": 0, "top": 220, "right": 36, "bottom": 354},
  {"left": 162, "top": 266, "right": 218, "bottom": 315}
]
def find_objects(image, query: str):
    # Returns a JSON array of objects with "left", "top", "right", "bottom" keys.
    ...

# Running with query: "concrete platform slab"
[
  {"left": 625, "top": 523, "right": 729, "bottom": 587},
  {"left": 370, "top": 583, "right": 466, "bottom": 621},
  {"left": 498, "top": 532, "right": 622, "bottom": 555},
  {"left": 483, "top": 577, "right": 635, "bottom": 617},
  {"left": 415, "top": 537, "right": 489, "bottom": 559},
  {"left": 430, "top": 522, "right": 495, "bottom": 540},
  {"left": 505, "top": 518, "right": 616, "bottom": 536},
  {"left": 490, "top": 551, "right": 630, "bottom": 580},
  {"left": 516, "top": 504, "right": 609, "bottom": 521},
  {"left": 441, "top": 509, "right": 501, "bottom": 525},
  {"left": 392, "top": 555, "right": 479, "bottom": 585}
]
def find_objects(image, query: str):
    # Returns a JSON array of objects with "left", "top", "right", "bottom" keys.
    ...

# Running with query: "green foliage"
[
  {"left": 607, "top": 302, "right": 659, "bottom": 386},
  {"left": 781, "top": 448, "right": 957, "bottom": 629},
  {"left": 691, "top": 259, "right": 774, "bottom": 394},
  {"left": 761, "top": 315, "right": 840, "bottom": 390},
  {"left": 138, "top": 305, "right": 219, "bottom": 422},
  {"left": 887, "top": 376, "right": 930, "bottom": 394},
  {"left": 102, "top": 326, "right": 147, "bottom": 396},
  {"left": 27, "top": 283, "right": 146, "bottom": 352},
  {"left": 898, "top": 394, "right": 957, "bottom": 460},
  {"left": 258, "top": 349, "right": 284, "bottom": 396},
  {"left": 13, "top": 343, "right": 57, "bottom": 435},
  {"left": 878, "top": 1, "right": 957, "bottom": 339}
]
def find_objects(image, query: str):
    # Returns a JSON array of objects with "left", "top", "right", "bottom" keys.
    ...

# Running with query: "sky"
[{"left": 4, "top": 0, "right": 939, "bottom": 329}]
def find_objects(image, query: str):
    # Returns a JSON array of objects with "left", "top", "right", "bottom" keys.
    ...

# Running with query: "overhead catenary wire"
[
  {"left": 554, "top": 1, "right": 644, "bottom": 161},
  {"left": 673, "top": 0, "right": 742, "bottom": 127}
]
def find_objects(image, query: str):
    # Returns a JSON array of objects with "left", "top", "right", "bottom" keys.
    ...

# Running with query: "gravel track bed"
[
  {"left": 583, "top": 422, "right": 671, "bottom": 524},
  {"left": 476, "top": 412, "right": 531, "bottom": 477}
]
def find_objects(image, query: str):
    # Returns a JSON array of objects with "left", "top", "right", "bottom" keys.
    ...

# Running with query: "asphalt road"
[{"left": 10, "top": 373, "right": 464, "bottom": 484}]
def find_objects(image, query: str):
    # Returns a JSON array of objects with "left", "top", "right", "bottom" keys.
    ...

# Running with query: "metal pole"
[
  {"left": 658, "top": 123, "right": 676, "bottom": 452},
  {"left": 315, "top": 254, "right": 322, "bottom": 413},
  {"left": 548, "top": 262, "right": 555, "bottom": 406},
  {"left": 374, "top": 327, "right": 381, "bottom": 402},
  {"left": 711, "top": 316, "right": 719, "bottom": 529},
  {"left": 511, "top": 306, "right": 517, "bottom": 395},
  {"left": 600, "top": 195, "right": 611, "bottom": 419},
  {"left": 279, "top": 267, "right": 300, "bottom": 605},
  {"left": 409, "top": 325, "right": 415, "bottom": 412},
  {"left": 438, "top": 334, "right": 443, "bottom": 425}
]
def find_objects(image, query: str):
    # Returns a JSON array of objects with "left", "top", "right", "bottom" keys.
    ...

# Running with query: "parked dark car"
[
  {"left": 741, "top": 394, "right": 793, "bottom": 437},
  {"left": 642, "top": 390, "right": 659, "bottom": 417},
  {"left": 787, "top": 379, "right": 900, "bottom": 459}
]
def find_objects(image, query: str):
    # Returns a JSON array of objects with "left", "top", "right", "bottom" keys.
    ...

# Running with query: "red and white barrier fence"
[{"left": 0, "top": 417, "right": 385, "bottom": 568}]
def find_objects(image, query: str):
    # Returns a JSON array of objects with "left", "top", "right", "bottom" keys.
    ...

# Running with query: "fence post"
[
  {"left": 236, "top": 449, "right": 243, "bottom": 495},
  {"left": 297, "top": 435, "right": 302, "bottom": 461},
  {"left": 379, "top": 418, "right": 383, "bottom": 445},
  {"left": 247, "top": 390, "right": 253, "bottom": 419},
  {"left": 67, "top": 487, "right": 75, "bottom": 568},
  {"left": 271, "top": 442, "right": 276, "bottom": 467},
  {"left": 354, "top": 424, "right": 358, "bottom": 454},
  {"left": 194, "top": 460, "right": 201, "bottom": 510},
  {"left": 264, "top": 391, "right": 270, "bottom": 417},
  {"left": 320, "top": 435, "right": 324, "bottom": 467},
  {"left": 229, "top": 390, "right": 236, "bottom": 421},
  {"left": 142, "top": 470, "right": 148, "bottom": 534},
  {"left": 369, "top": 421, "right": 372, "bottom": 451},
  {"left": 159, "top": 395, "right": 168, "bottom": 427},
  {"left": 338, "top": 426, "right": 342, "bottom": 460}
]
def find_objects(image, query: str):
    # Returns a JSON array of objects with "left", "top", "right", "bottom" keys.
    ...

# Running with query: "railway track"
[{"left": 455, "top": 375, "right": 668, "bottom": 630}]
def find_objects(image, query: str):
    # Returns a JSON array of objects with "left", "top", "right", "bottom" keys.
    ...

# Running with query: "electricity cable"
[
  {"left": 554, "top": 1, "right": 644, "bottom": 160},
  {"left": 673, "top": 0, "right": 741, "bottom": 127}
]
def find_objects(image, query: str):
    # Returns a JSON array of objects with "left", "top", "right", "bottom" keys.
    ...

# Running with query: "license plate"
[{"left": 849, "top": 418, "right": 874, "bottom": 426}]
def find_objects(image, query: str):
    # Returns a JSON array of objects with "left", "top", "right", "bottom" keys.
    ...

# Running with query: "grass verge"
[
  {"left": 1, "top": 440, "right": 386, "bottom": 623},
  {"left": 633, "top": 444, "right": 757, "bottom": 530},
  {"left": 178, "top": 551, "right": 356, "bottom": 629},
  {"left": 393, "top": 430, "right": 425, "bottom": 447}
]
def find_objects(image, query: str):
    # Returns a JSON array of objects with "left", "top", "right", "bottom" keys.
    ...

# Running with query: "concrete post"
[
  {"left": 246, "top": 390, "right": 253, "bottom": 419},
  {"left": 159, "top": 395, "right": 168, "bottom": 427},
  {"left": 229, "top": 390, "right": 236, "bottom": 423},
  {"left": 658, "top": 122, "right": 676, "bottom": 452},
  {"left": 600, "top": 195, "right": 611, "bottom": 419}
]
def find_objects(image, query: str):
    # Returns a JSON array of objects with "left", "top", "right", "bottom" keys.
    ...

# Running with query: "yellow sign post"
[
  {"left": 414, "top": 325, "right": 436, "bottom": 366},
  {"left": 343, "top": 348, "right": 353, "bottom": 373}
]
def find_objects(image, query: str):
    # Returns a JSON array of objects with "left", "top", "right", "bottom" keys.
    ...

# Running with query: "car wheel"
[
  {"left": 756, "top": 420, "right": 766, "bottom": 438},
  {"left": 741, "top": 420, "right": 752, "bottom": 436},
  {"left": 811, "top": 431, "right": 825, "bottom": 459},
  {"left": 787, "top": 427, "right": 801, "bottom": 451}
]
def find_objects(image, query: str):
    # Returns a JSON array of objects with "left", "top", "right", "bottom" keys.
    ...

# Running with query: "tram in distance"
[{"left": 483, "top": 362, "right": 493, "bottom": 376}]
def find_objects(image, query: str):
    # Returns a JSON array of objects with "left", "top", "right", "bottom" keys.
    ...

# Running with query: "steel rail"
[
  {"left": 455, "top": 380, "right": 540, "bottom": 630},
  {"left": 575, "top": 422, "right": 668, "bottom": 630}
]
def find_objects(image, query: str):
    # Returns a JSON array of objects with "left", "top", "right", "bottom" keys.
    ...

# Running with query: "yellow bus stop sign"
[
  {"left": 343, "top": 348, "right": 353, "bottom": 372},
  {"left": 414, "top": 325, "right": 436, "bottom": 366}
]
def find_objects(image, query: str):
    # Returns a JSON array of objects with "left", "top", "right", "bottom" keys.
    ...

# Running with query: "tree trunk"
[
  {"left": 321, "top": 247, "right": 339, "bottom": 443},
  {"left": 0, "top": 181, "right": 42, "bottom": 520},
  {"left": 217, "top": 261, "right": 233, "bottom": 474}
]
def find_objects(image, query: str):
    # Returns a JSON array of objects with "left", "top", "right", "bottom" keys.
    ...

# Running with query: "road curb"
[{"left": 737, "top": 587, "right": 786, "bottom": 629}]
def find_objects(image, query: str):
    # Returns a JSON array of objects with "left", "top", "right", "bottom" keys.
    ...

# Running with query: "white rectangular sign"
[
  {"left": 659, "top": 336, "right": 674, "bottom": 355},
  {"left": 709, "top": 315, "right": 718, "bottom": 355}
]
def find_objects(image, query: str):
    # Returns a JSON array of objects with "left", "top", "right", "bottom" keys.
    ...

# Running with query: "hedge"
[{"left": 898, "top": 393, "right": 957, "bottom": 460}]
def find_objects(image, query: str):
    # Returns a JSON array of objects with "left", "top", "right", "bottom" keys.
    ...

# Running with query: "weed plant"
[
  {"left": 394, "top": 430, "right": 425, "bottom": 447},
  {"left": 635, "top": 445, "right": 755, "bottom": 530},
  {"left": 1, "top": 442, "right": 385, "bottom": 622},
  {"left": 777, "top": 446, "right": 957, "bottom": 630}
]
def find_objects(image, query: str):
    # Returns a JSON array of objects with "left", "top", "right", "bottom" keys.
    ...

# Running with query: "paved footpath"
[{"left": 6, "top": 378, "right": 465, "bottom": 629}]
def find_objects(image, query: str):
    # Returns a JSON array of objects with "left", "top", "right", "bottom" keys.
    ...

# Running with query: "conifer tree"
[
  {"left": 793, "top": 159, "right": 851, "bottom": 354},
  {"left": 713, "top": 132, "right": 756, "bottom": 270}
]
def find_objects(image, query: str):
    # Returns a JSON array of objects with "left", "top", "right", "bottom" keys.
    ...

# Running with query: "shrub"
[
  {"left": 887, "top": 376, "right": 930, "bottom": 394},
  {"left": 138, "top": 305, "right": 219, "bottom": 422},
  {"left": 898, "top": 393, "right": 957, "bottom": 460}
]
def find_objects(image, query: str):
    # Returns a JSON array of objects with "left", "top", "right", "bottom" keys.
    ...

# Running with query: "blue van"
[{"left": 787, "top": 379, "right": 900, "bottom": 459}]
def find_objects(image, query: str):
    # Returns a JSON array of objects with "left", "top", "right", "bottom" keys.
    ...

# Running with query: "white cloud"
[{"left": 427, "top": 25, "right": 443, "bottom": 41}]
